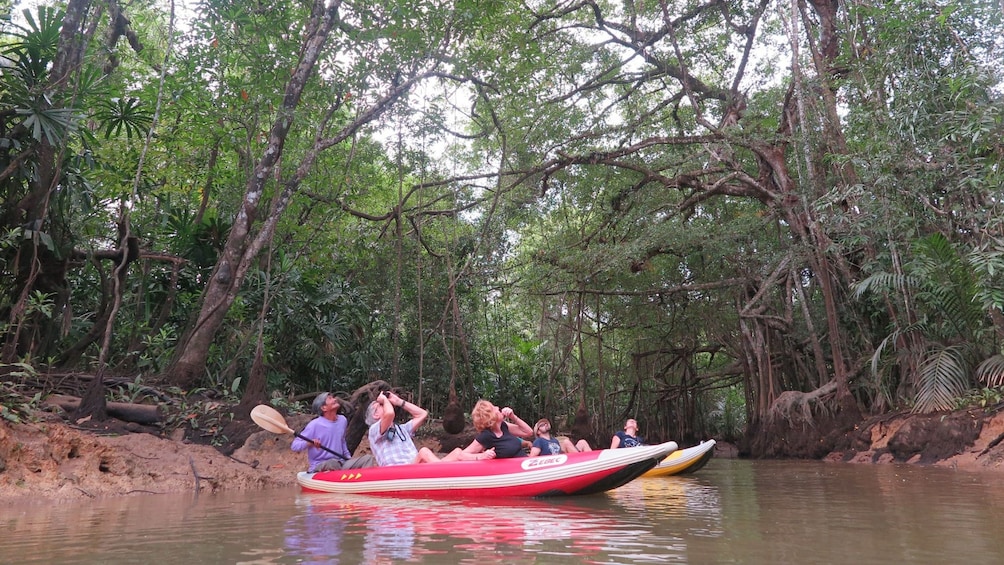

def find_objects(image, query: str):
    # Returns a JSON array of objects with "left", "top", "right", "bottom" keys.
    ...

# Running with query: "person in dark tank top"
[
  {"left": 462, "top": 399, "right": 535, "bottom": 458},
  {"left": 611, "top": 418, "right": 645, "bottom": 448}
]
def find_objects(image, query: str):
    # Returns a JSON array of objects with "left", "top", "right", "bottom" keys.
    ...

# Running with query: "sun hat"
[{"left": 534, "top": 418, "right": 550, "bottom": 435}]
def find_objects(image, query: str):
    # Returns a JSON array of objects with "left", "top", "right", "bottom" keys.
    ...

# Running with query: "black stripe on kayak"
[
  {"left": 675, "top": 449, "right": 715, "bottom": 475},
  {"left": 535, "top": 456, "right": 662, "bottom": 497}
]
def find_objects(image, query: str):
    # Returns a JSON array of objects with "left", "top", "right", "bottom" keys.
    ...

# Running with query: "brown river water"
[{"left": 2, "top": 458, "right": 1002, "bottom": 564}]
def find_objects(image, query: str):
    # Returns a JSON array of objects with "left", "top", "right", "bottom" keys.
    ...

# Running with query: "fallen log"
[{"left": 44, "top": 394, "right": 163, "bottom": 425}]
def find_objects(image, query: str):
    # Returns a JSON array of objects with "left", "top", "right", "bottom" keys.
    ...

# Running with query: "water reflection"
[
  {"left": 610, "top": 473, "right": 725, "bottom": 535},
  {"left": 283, "top": 505, "right": 347, "bottom": 564},
  {"left": 4, "top": 460, "right": 1004, "bottom": 564},
  {"left": 291, "top": 494, "right": 622, "bottom": 564}
]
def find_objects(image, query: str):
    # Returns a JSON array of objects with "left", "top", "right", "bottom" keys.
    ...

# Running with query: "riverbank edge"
[{"left": 3, "top": 407, "right": 1003, "bottom": 504}]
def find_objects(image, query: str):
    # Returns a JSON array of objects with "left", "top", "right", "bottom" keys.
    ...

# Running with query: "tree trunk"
[
  {"left": 46, "top": 394, "right": 162, "bottom": 425},
  {"left": 164, "top": 2, "right": 427, "bottom": 389},
  {"left": 165, "top": 3, "right": 343, "bottom": 389}
]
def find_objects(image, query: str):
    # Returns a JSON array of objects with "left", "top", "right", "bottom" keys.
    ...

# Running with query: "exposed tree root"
[{"left": 767, "top": 380, "right": 838, "bottom": 427}]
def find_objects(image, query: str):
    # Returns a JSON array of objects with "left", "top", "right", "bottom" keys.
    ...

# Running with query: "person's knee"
[
  {"left": 314, "top": 458, "right": 344, "bottom": 472},
  {"left": 417, "top": 447, "right": 441, "bottom": 463}
]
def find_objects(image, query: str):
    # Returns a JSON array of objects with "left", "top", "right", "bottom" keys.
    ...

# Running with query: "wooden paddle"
[{"left": 250, "top": 404, "right": 347, "bottom": 460}]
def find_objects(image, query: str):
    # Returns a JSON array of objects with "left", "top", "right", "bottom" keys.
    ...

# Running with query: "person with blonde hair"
[
  {"left": 529, "top": 418, "right": 592, "bottom": 456},
  {"left": 461, "top": 399, "right": 534, "bottom": 459}
]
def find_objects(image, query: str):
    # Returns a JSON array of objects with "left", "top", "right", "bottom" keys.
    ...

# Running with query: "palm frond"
[
  {"left": 975, "top": 354, "right": 1004, "bottom": 388},
  {"left": 852, "top": 272, "right": 916, "bottom": 300},
  {"left": 16, "top": 106, "right": 79, "bottom": 144},
  {"left": 869, "top": 321, "right": 927, "bottom": 376},
  {"left": 913, "top": 345, "right": 972, "bottom": 413},
  {"left": 912, "top": 233, "right": 984, "bottom": 336},
  {"left": 94, "top": 97, "right": 153, "bottom": 139}
]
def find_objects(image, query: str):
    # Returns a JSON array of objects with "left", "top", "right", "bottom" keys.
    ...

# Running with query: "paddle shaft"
[
  {"left": 250, "top": 404, "right": 348, "bottom": 460},
  {"left": 293, "top": 430, "right": 348, "bottom": 460}
]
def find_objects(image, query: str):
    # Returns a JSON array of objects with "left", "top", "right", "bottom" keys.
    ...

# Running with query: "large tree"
[{"left": 163, "top": 0, "right": 472, "bottom": 389}]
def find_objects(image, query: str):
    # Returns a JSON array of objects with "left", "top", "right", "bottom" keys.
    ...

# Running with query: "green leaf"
[{"left": 16, "top": 107, "right": 79, "bottom": 144}]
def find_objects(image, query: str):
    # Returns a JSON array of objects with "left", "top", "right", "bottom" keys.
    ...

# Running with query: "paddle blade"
[{"left": 251, "top": 404, "right": 294, "bottom": 435}]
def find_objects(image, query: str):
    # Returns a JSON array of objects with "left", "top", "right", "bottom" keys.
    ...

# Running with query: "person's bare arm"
[
  {"left": 387, "top": 392, "right": 428, "bottom": 429},
  {"left": 500, "top": 407, "right": 534, "bottom": 437},
  {"left": 463, "top": 438, "right": 485, "bottom": 454}
]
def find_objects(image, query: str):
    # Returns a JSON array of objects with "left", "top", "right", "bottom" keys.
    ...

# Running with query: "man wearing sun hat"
[{"left": 529, "top": 418, "right": 592, "bottom": 456}]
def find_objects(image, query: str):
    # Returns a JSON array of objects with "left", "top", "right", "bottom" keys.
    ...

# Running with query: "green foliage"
[
  {"left": 221, "top": 254, "right": 384, "bottom": 396},
  {"left": 266, "top": 393, "right": 304, "bottom": 414},
  {"left": 17, "top": 106, "right": 80, "bottom": 145},
  {"left": 0, "top": 367, "right": 43, "bottom": 424},
  {"left": 134, "top": 326, "right": 177, "bottom": 374},
  {"left": 855, "top": 234, "right": 999, "bottom": 412},
  {"left": 25, "top": 290, "right": 54, "bottom": 319},
  {"left": 0, "top": 8, "right": 80, "bottom": 144},
  {"left": 160, "top": 387, "right": 238, "bottom": 447},
  {"left": 954, "top": 386, "right": 1004, "bottom": 410},
  {"left": 107, "top": 375, "right": 162, "bottom": 404},
  {"left": 93, "top": 97, "right": 153, "bottom": 140},
  {"left": 1, "top": 6, "right": 62, "bottom": 86},
  {"left": 699, "top": 385, "right": 747, "bottom": 443}
]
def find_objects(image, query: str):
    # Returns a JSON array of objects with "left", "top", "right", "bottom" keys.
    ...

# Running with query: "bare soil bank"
[
  {"left": 2, "top": 406, "right": 1002, "bottom": 504},
  {"left": 0, "top": 410, "right": 468, "bottom": 503}
]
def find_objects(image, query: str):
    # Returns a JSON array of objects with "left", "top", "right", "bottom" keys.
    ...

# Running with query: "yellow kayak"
[{"left": 641, "top": 439, "right": 716, "bottom": 477}]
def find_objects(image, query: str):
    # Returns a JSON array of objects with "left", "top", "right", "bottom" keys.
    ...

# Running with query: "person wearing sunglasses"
[
  {"left": 529, "top": 418, "right": 592, "bottom": 456},
  {"left": 367, "top": 390, "right": 485, "bottom": 466},
  {"left": 461, "top": 399, "right": 534, "bottom": 459}
]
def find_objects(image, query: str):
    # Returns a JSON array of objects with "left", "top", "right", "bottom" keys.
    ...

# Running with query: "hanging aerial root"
[{"left": 767, "top": 380, "right": 839, "bottom": 427}]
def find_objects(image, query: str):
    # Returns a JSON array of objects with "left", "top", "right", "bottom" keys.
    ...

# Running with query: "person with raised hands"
[
  {"left": 366, "top": 390, "right": 482, "bottom": 465},
  {"left": 462, "top": 399, "right": 534, "bottom": 459}
]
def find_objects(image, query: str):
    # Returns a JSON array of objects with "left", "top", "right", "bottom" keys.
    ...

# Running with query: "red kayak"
[{"left": 297, "top": 441, "right": 678, "bottom": 497}]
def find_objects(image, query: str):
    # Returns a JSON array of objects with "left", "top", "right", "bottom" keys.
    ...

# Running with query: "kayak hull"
[
  {"left": 297, "top": 441, "right": 678, "bottom": 497},
  {"left": 641, "top": 439, "right": 716, "bottom": 478}
]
